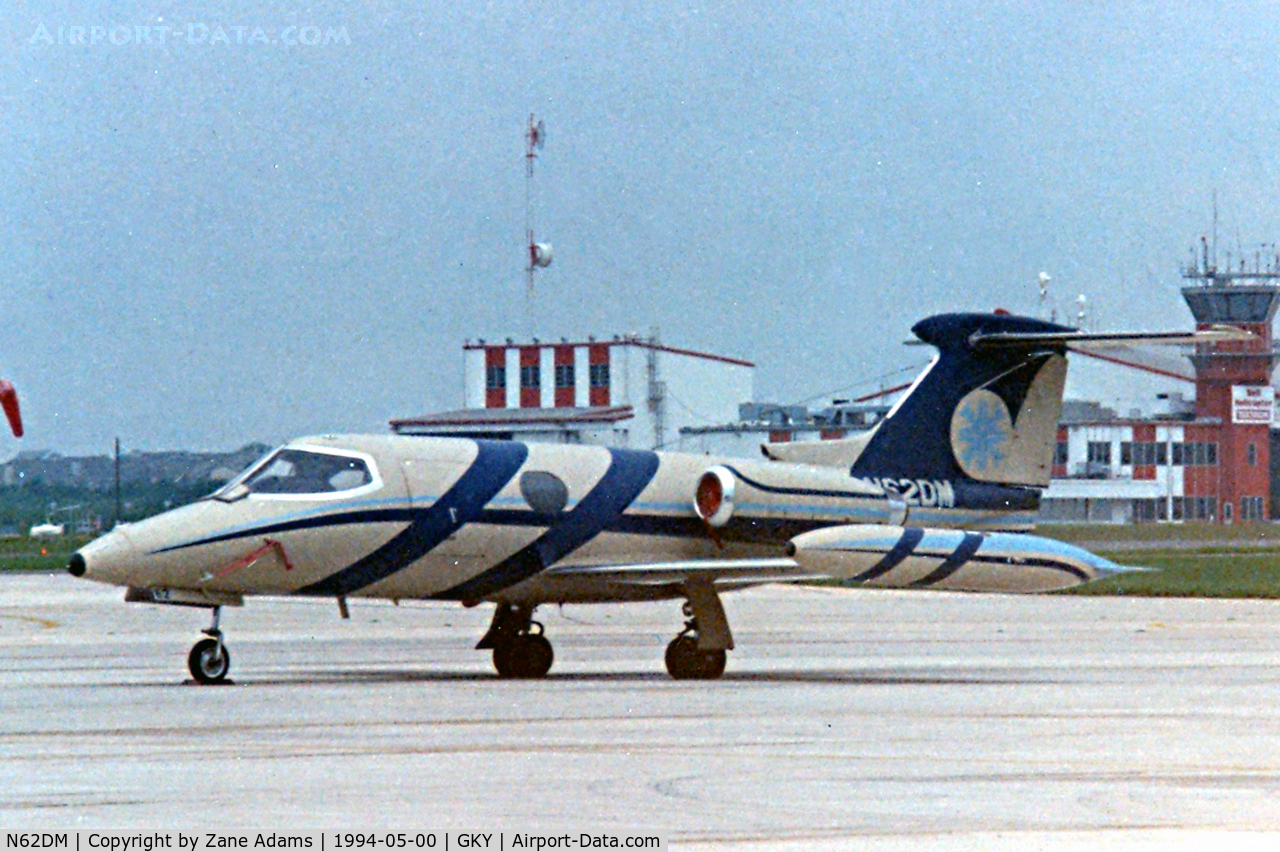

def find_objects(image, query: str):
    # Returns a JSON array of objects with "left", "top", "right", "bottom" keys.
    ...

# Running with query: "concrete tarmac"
[{"left": 3, "top": 573, "right": 1280, "bottom": 849}]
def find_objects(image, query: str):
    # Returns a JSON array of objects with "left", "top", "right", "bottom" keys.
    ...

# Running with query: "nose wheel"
[{"left": 187, "top": 606, "right": 232, "bottom": 684}]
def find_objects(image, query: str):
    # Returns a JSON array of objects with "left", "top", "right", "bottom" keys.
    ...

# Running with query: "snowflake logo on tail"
[{"left": 949, "top": 389, "right": 1015, "bottom": 480}]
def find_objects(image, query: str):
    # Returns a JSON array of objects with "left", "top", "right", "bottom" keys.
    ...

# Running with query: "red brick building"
[{"left": 1042, "top": 256, "right": 1278, "bottom": 524}]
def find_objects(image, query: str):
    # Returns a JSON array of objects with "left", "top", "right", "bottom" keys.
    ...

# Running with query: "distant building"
[
  {"left": 392, "top": 334, "right": 754, "bottom": 450},
  {"left": 675, "top": 400, "right": 891, "bottom": 456}
]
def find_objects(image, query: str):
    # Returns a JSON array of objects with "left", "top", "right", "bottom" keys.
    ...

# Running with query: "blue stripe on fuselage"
[
  {"left": 294, "top": 440, "right": 529, "bottom": 597},
  {"left": 150, "top": 499, "right": 418, "bottom": 554},
  {"left": 436, "top": 447, "right": 660, "bottom": 601}
]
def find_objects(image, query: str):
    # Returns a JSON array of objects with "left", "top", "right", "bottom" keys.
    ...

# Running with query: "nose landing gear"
[
  {"left": 187, "top": 605, "right": 232, "bottom": 684},
  {"left": 477, "top": 602, "right": 554, "bottom": 679}
]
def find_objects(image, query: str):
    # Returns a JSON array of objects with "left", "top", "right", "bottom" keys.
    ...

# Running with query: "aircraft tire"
[
  {"left": 664, "top": 635, "right": 726, "bottom": 680},
  {"left": 493, "top": 634, "right": 554, "bottom": 679},
  {"left": 188, "top": 638, "right": 231, "bottom": 684}
]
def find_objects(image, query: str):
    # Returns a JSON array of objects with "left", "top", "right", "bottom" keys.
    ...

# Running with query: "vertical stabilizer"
[{"left": 849, "top": 313, "right": 1072, "bottom": 489}]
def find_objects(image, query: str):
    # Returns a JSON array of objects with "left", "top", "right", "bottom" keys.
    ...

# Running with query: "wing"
[{"left": 542, "top": 524, "right": 1135, "bottom": 598}]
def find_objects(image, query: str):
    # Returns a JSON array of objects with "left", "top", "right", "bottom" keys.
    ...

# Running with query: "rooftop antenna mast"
[
  {"left": 1212, "top": 187, "right": 1218, "bottom": 271},
  {"left": 1037, "top": 271, "right": 1055, "bottom": 322},
  {"left": 525, "top": 114, "right": 553, "bottom": 318}
]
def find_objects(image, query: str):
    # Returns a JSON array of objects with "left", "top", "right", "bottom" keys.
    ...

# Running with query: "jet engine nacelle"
[
  {"left": 786, "top": 524, "right": 1126, "bottom": 594},
  {"left": 692, "top": 460, "right": 907, "bottom": 528}
]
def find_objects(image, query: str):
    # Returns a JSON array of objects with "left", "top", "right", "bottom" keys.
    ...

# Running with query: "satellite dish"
[{"left": 531, "top": 242, "right": 553, "bottom": 268}]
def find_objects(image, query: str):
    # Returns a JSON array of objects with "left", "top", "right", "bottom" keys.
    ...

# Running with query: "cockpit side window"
[{"left": 238, "top": 449, "right": 373, "bottom": 495}]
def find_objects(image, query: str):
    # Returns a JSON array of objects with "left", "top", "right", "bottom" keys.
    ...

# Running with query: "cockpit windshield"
[{"left": 212, "top": 448, "right": 375, "bottom": 500}]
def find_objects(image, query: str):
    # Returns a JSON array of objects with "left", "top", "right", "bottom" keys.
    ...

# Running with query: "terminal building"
[{"left": 1040, "top": 250, "right": 1280, "bottom": 524}]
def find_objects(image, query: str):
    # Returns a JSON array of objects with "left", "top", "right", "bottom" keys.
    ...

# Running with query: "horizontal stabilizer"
[
  {"left": 968, "top": 324, "right": 1254, "bottom": 350},
  {"left": 1068, "top": 343, "right": 1196, "bottom": 382}
]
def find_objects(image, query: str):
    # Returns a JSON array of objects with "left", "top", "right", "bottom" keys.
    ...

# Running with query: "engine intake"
[{"left": 694, "top": 466, "right": 736, "bottom": 527}]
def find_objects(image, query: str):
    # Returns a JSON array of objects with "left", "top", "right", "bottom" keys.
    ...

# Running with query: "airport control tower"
[{"left": 1181, "top": 239, "right": 1280, "bottom": 522}]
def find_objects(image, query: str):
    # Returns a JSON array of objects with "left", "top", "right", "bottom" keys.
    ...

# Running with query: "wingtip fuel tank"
[{"left": 787, "top": 524, "right": 1131, "bottom": 594}]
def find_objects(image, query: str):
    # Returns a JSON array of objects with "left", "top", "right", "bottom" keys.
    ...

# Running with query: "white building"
[{"left": 392, "top": 335, "right": 755, "bottom": 451}]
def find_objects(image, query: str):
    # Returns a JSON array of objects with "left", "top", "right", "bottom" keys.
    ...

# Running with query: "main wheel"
[
  {"left": 493, "top": 633, "right": 554, "bottom": 679},
  {"left": 664, "top": 635, "right": 726, "bottom": 680},
  {"left": 188, "top": 637, "right": 231, "bottom": 684}
]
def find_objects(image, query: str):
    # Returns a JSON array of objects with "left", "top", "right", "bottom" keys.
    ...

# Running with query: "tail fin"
[
  {"left": 849, "top": 312, "right": 1071, "bottom": 488},
  {"left": 764, "top": 312, "right": 1071, "bottom": 489}
]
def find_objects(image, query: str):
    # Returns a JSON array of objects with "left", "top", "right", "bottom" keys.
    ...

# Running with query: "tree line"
[{"left": 0, "top": 478, "right": 222, "bottom": 535}]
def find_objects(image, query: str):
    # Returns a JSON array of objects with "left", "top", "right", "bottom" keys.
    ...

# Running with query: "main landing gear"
[
  {"left": 477, "top": 602, "right": 554, "bottom": 679},
  {"left": 187, "top": 605, "right": 232, "bottom": 685},
  {"left": 665, "top": 578, "right": 734, "bottom": 680},
  {"left": 478, "top": 580, "right": 736, "bottom": 680},
  {"left": 664, "top": 605, "right": 728, "bottom": 680}
]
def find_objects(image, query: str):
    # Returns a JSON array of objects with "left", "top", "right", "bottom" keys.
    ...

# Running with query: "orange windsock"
[{"left": 0, "top": 380, "right": 22, "bottom": 437}]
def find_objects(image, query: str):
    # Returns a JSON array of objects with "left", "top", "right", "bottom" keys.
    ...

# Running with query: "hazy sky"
[{"left": 5, "top": 2, "right": 1280, "bottom": 456}]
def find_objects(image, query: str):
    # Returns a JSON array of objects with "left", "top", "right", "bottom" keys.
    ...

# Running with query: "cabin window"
[{"left": 241, "top": 449, "right": 373, "bottom": 495}]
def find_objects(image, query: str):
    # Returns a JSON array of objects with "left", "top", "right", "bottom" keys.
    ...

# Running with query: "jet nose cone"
[{"left": 70, "top": 526, "right": 141, "bottom": 586}]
